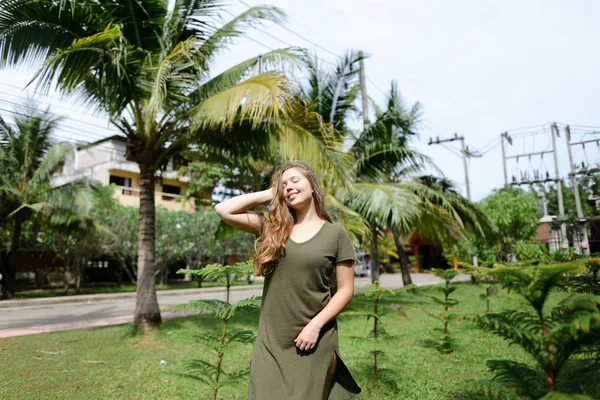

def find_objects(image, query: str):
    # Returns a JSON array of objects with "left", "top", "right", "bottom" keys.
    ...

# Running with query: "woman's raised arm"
[{"left": 214, "top": 188, "right": 273, "bottom": 235}]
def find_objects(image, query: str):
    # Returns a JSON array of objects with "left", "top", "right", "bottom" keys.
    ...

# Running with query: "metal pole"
[
  {"left": 501, "top": 132, "right": 508, "bottom": 186},
  {"left": 460, "top": 138, "right": 471, "bottom": 201},
  {"left": 551, "top": 123, "right": 568, "bottom": 248},
  {"left": 565, "top": 125, "right": 590, "bottom": 255},
  {"left": 358, "top": 50, "right": 370, "bottom": 129}
]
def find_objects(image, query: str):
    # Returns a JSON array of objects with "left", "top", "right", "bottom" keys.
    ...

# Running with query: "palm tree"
[
  {"left": 325, "top": 78, "right": 489, "bottom": 284},
  {"left": 0, "top": 102, "right": 93, "bottom": 299},
  {"left": 392, "top": 175, "right": 460, "bottom": 285},
  {"left": 0, "top": 0, "right": 351, "bottom": 327},
  {"left": 338, "top": 81, "right": 428, "bottom": 283}
]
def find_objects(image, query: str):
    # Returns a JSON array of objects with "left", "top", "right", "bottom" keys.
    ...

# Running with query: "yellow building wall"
[{"left": 108, "top": 169, "right": 194, "bottom": 212}]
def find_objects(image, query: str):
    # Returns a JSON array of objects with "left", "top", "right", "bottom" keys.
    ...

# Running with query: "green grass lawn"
[
  {"left": 13, "top": 279, "right": 255, "bottom": 299},
  {"left": 0, "top": 282, "right": 564, "bottom": 399}
]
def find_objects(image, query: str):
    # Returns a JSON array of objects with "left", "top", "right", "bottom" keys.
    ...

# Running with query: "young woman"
[{"left": 215, "top": 161, "right": 362, "bottom": 400}]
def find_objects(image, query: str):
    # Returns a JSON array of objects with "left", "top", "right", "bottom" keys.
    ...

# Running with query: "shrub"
[
  {"left": 460, "top": 263, "right": 600, "bottom": 399},
  {"left": 164, "top": 261, "right": 260, "bottom": 400}
]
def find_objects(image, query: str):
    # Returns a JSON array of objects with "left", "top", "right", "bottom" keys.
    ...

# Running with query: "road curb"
[
  {"left": 0, "top": 283, "right": 264, "bottom": 309},
  {"left": 0, "top": 274, "right": 471, "bottom": 309}
]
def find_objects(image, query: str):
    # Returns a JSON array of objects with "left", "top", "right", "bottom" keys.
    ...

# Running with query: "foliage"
[
  {"left": 164, "top": 261, "right": 261, "bottom": 400},
  {"left": 536, "top": 178, "right": 599, "bottom": 223},
  {"left": 566, "top": 258, "right": 600, "bottom": 296},
  {"left": 479, "top": 286, "right": 500, "bottom": 313},
  {"left": 3, "top": 282, "right": 587, "bottom": 400},
  {"left": 1, "top": 0, "right": 341, "bottom": 327},
  {"left": 35, "top": 185, "right": 115, "bottom": 293},
  {"left": 428, "top": 268, "right": 460, "bottom": 353},
  {"left": 463, "top": 263, "right": 600, "bottom": 398},
  {"left": 516, "top": 240, "right": 550, "bottom": 264},
  {"left": 551, "top": 248, "right": 576, "bottom": 263},
  {"left": 0, "top": 101, "right": 93, "bottom": 298},
  {"left": 342, "top": 281, "right": 415, "bottom": 382},
  {"left": 477, "top": 186, "right": 541, "bottom": 262}
]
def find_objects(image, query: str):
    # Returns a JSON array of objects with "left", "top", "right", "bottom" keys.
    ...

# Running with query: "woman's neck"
[{"left": 293, "top": 201, "right": 320, "bottom": 224}]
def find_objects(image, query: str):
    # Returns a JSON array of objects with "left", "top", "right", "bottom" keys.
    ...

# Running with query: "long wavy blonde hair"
[{"left": 253, "top": 161, "right": 332, "bottom": 276}]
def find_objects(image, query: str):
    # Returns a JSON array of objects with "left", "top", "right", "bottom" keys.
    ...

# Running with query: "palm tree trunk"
[
  {"left": 134, "top": 167, "right": 162, "bottom": 329},
  {"left": 392, "top": 228, "right": 413, "bottom": 286},
  {"left": 370, "top": 224, "right": 379, "bottom": 283}
]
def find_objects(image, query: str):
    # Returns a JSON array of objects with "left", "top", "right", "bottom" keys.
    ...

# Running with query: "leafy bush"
[
  {"left": 516, "top": 241, "right": 549, "bottom": 263},
  {"left": 428, "top": 268, "right": 460, "bottom": 353},
  {"left": 342, "top": 281, "right": 414, "bottom": 386},
  {"left": 164, "top": 261, "right": 260, "bottom": 400},
  {"left": 460, "top": 263, "right": 600, "bottom": 399}
]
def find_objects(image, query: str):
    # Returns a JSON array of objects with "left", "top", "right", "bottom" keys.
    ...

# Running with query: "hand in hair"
[{"left": 214, "top": 188, "right": 274, "bottom": 235}]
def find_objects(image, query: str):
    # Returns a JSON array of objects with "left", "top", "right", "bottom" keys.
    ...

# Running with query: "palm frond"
[
  {"left": 189, "top": 47, "right": 305, "bottom": 103},
  {"left": 191, "top": 72, "right": 292, "bottom": 132},
  {"left": 0, "top": 0, "right": 93, "bottom": 68},
  {"left": 272, "top": 102, "right": 353, "bottom": 191},
  {"left": 336, "top": 182, "right": 422, "bottom": 231},
  {"left": 199, "top": 5, "right": 286, "bottom": 63},
  {"left": 29, "top": 142, "right": 73, "bottom": 188}
]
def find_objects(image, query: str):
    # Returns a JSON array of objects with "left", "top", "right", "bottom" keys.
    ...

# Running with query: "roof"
[{"left": 77, "top": 135, "right": 127, "bottom": 150}]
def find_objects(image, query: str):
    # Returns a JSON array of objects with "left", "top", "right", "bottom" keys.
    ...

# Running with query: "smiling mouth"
[{"left": 288, "top": 192, "right": 299, "bottom": 200}]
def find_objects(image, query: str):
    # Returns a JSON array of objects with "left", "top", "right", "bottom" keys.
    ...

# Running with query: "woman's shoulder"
[{"left": 325, "top": 219, "right": 348, "bottom": 235}]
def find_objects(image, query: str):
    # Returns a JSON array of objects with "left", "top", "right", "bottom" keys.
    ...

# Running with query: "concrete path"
[{"left": 0, "top": 273, "right": 470, "bottom": 338}]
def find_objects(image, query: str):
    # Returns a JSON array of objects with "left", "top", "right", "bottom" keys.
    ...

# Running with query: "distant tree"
[
  {"left": 538, "top": 177, "right": 599, "bottom": 221},
  {"left": 0, "top": 103, "right": 92, "bottom": 298},
  {"left": 478, "top": 186, "right": 540, "bottom": 262}
]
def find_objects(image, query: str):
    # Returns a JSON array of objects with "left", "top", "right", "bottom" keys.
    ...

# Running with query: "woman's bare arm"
[{"left": 214, "top": 188, "right": 273, "bottom": 235}]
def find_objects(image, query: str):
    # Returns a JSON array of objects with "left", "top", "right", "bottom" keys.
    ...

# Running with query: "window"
[
  {"left": 162, "top": 184, "right": 181, "bottom": 201},
  {"left": 109, "top": 175, "right": 132, "bottom": 195}
]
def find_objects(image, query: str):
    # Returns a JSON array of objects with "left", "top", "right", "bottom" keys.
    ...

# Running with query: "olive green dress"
[{"left": 248, "top": 221, "right": 362, "bottom": 400}]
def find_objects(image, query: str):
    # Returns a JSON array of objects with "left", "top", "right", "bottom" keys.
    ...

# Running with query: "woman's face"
[{"left": 279, "top": 167, "right": 313, "bottom": 209}]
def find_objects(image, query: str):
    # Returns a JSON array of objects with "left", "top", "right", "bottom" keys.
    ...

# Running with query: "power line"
[
  {"left": 0, "top": 99, "right": 113, "bottom": 141},
  {"left": 0, "top": 84, "right": 118, "bottom": 134},
  {"left": 0, "top": 106, "right": 112, "bottom": 144},
  {"left": 440, "top": 142, "right": 463, "bottom": 158},
  {"left": 238, "top": 0, "right": 341, "bottom": 58},
  {"left": 366, "top": 77, "right": 387, "bottom": 97},
  {"left": 504, "top": 123, "right": 549, "bottom": 133},
  {"left": 235, "top": 0, "right": 389, "bottom": 97}
]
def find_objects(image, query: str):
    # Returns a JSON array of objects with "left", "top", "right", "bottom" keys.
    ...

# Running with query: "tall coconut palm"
[
  {"left": 327, "top": 78, "right": 489, "bottom": 284},
  {"left": 348, "top": 85, "right": 491, "bottom": 283},
  {"left": 391, "top": 175, "right": 460, "bottom": 285},
  {"left": 0, "top": 0, "right": 351, "bottom": 327},
  {"left": 0, "top": 102, "right": 93, "bottom": 298}
]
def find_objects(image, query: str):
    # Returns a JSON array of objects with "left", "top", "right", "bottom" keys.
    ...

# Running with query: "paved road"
[{"left": 0, "top": 273, "right": 470, "bottom": 338}]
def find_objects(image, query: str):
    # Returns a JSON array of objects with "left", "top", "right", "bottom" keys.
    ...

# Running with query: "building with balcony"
[{"left": 52, "top": 135, "right": 196, "bottom": 212}]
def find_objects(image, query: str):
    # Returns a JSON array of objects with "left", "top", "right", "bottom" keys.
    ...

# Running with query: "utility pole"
[
  {"left": 460, "top": 138, "right": 471, "bottom": 201},
  {"left": 503, "top": 124, "right": 569, "bottom": 252},
  {"left": 565, "top": 125, "right": 590, "bottom": 255},
  {"left": 428, "top": 134, "right": 472, "bottom": 201},
  {"left": 551, "top": 123, "right": 569, "bottom": 248},
  {"left": 358, "top": 50, "right": 370, "bottom": 129},
  {"left": 428, "top": 133, "right": 477, "bottom": 282},
  {"left": 359, "top": 50, "right": 378, "bottom": 283},
  {"left": 258, "top": 54, "right": 263, "bottom": 74},
  {"left": 501, "top": 132, "right": 510, "bottom": 186}
]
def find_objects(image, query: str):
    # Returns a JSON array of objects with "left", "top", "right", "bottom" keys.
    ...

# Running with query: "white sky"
[{"left": 1, "top": 0, "right": 599, "bottom": 201}]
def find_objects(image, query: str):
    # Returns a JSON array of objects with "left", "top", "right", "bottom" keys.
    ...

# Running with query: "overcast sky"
[{"left": 1, "top": 0, "right": 599, "bottom": 201}]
